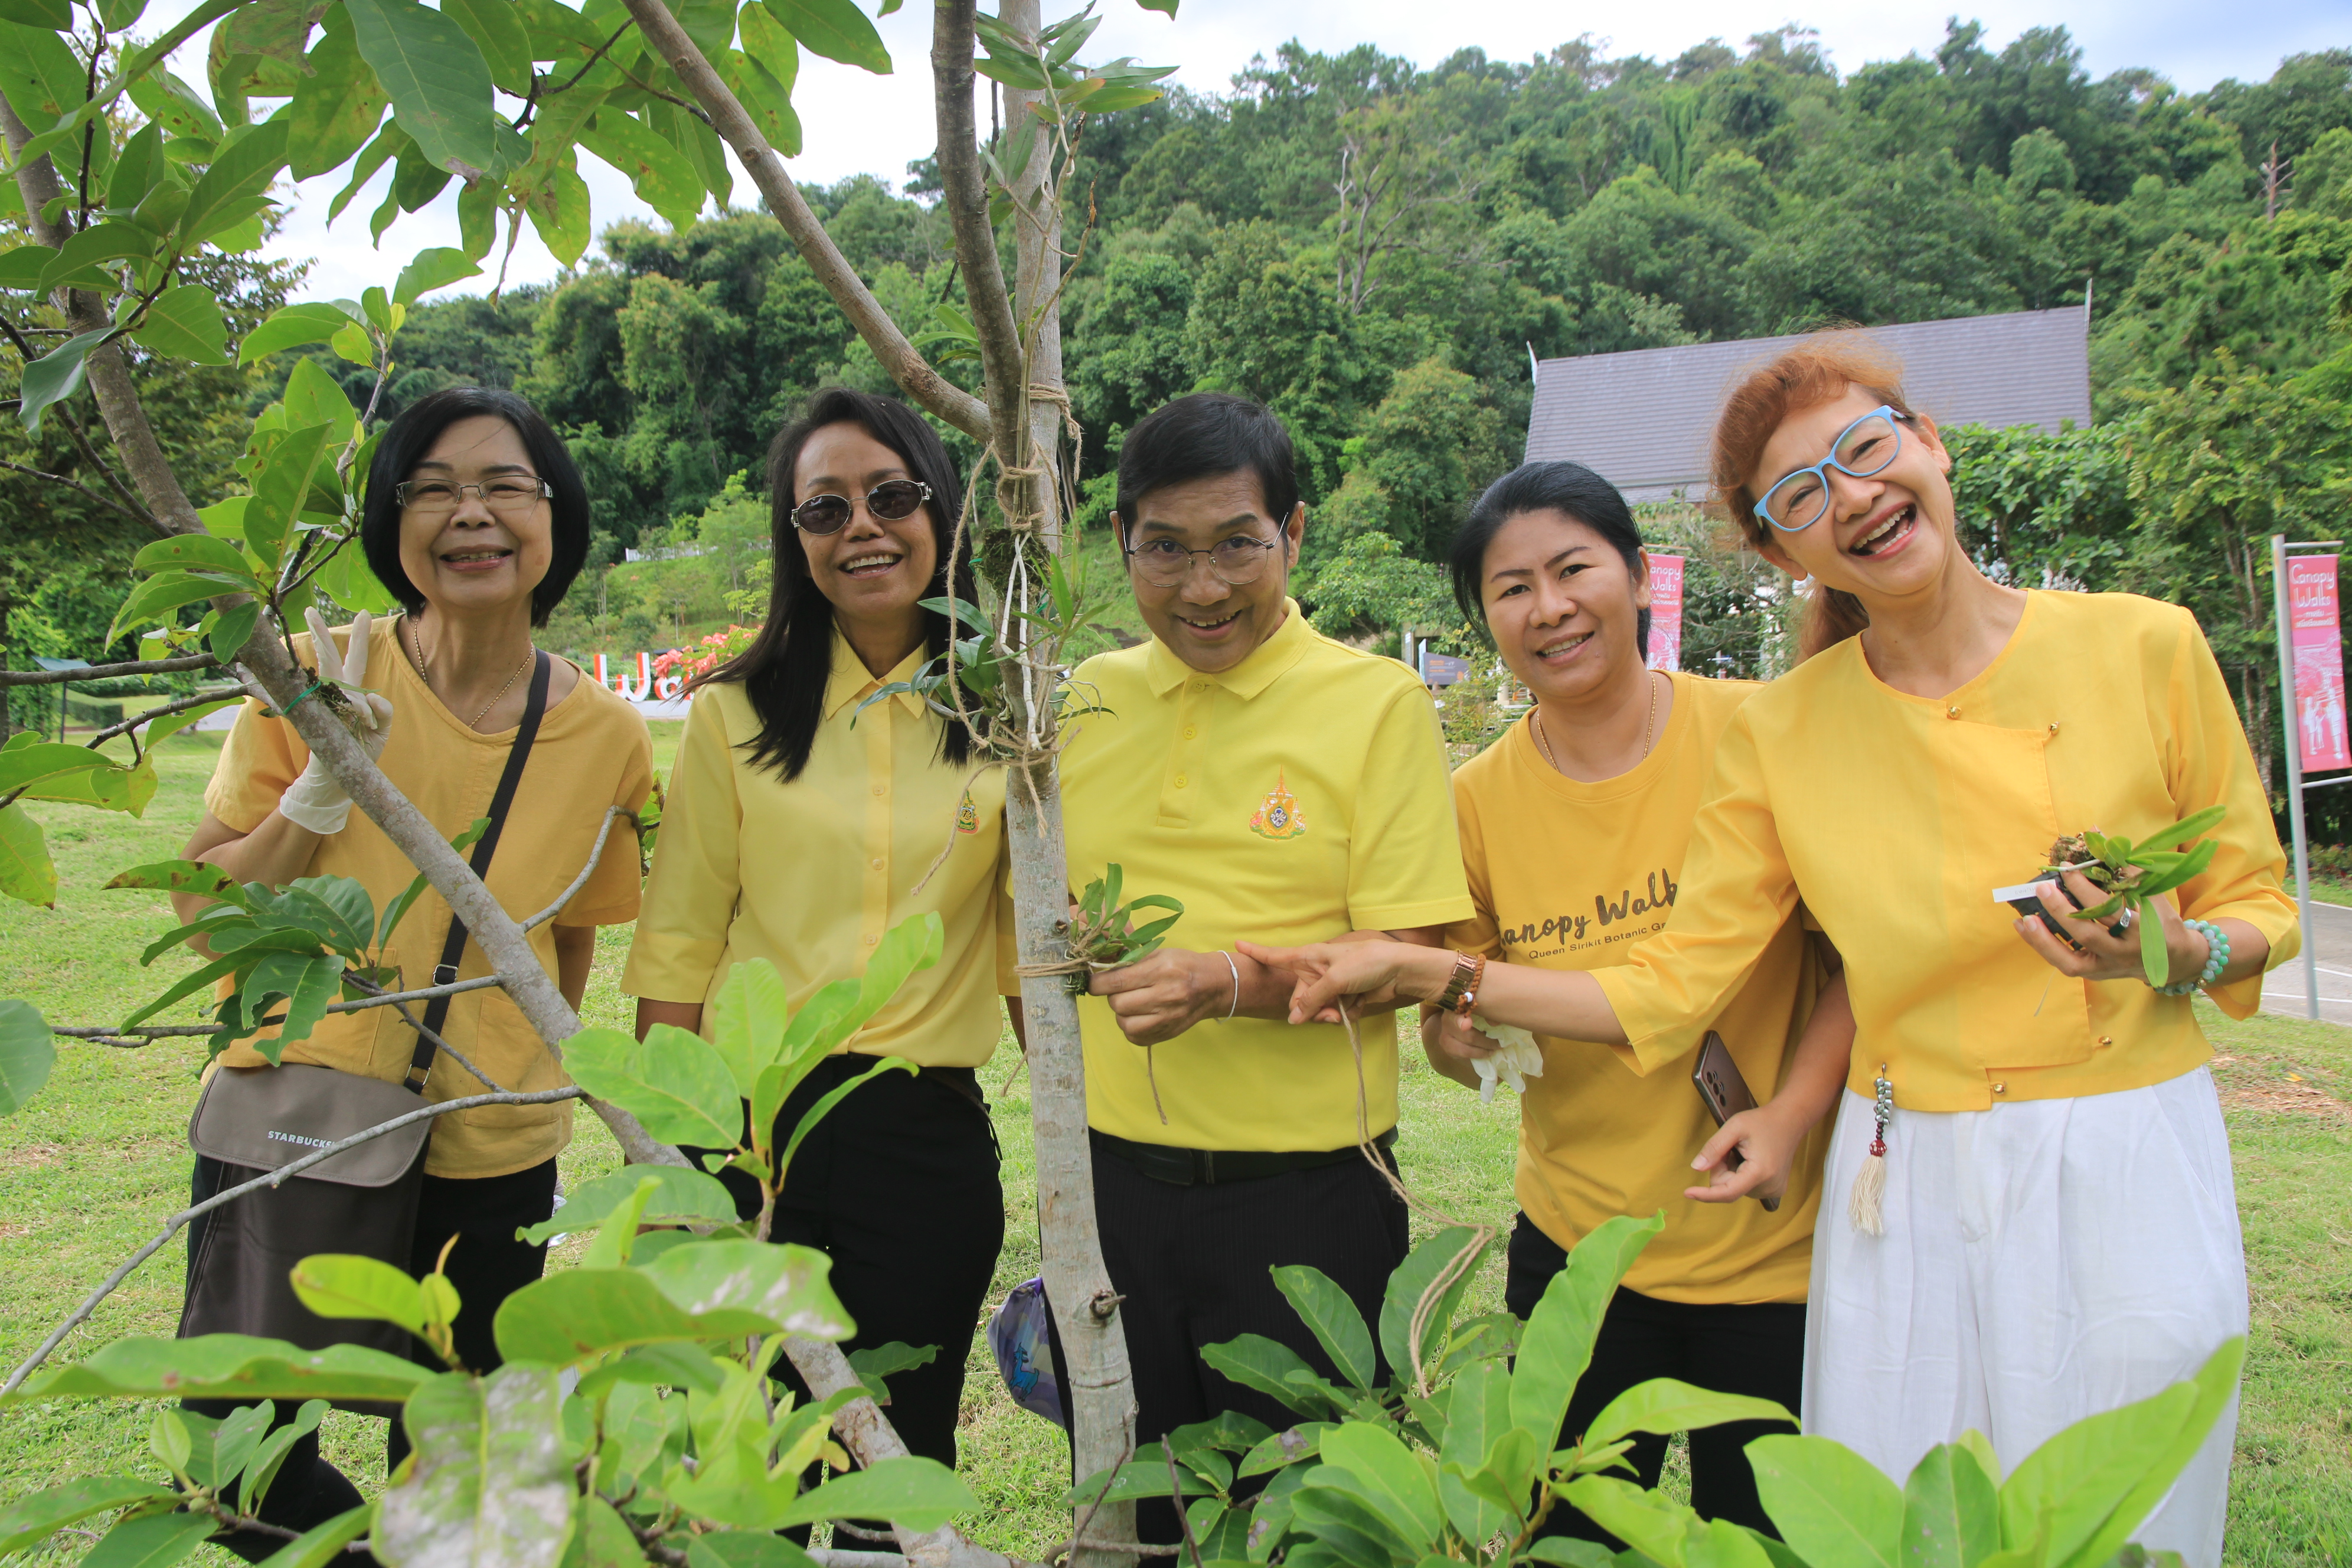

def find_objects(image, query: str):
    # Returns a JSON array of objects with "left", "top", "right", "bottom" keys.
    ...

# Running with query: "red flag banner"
[{"left": 1647, "top": 553, "right": 1685, "bottom": 673}]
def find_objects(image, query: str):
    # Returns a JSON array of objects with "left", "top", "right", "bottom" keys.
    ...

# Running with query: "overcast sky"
[{"left": 141, "top": 0, "right": 2347, "bottom": 302}]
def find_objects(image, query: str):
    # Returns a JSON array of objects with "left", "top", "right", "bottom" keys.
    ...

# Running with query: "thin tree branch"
[
  {"left": 2, "top": 1085, "right": 586, "bottom": 1395},
  {"left": 0, "top": 652, "right": 218, "bottom": 685},
  {"left": 0, "top": 455, "right": 159, "bottom": 528},
  {"left": 930, "top": 0, "right": 1025, "bottom": 460},
  {"left": 545, "top": 21, "right": 634, "bottom": 97},
  {"left": 524, "top": 805, "right": 620, "bottom": 932},
  {"left": 81, "top": 687, "right": 241, "bottom": 747},
  {"left": 616, "top": 0, "right": 989, "bottom": 442},
  {"left": 0, "top": 309, "right": 158, "bottom": 531}
]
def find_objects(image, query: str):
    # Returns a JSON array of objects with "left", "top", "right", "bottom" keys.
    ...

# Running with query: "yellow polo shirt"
[
  {"left": 205, "top": 620, "right": 655, "bottom": 1179},
  {"left": 623, "top": 633, "right": 1015, "bottom": 1068},
  {"left": 1448, "top": 674, "right": 1822, "bottom": 1305},
  {"left": 1059, "top": 602, "right": 1474, "bottom": 1151},
  {"left": 1595, "top": 591, "right": 2299, "bottom": 1112}
]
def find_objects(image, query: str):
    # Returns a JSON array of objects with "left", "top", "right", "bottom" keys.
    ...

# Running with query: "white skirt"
[{"left": 1804, "top": 1066, "right": 2247, "bottom": 1568}]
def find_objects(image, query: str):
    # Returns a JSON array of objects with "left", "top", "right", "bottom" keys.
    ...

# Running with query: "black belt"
[{"left": 1092, "top": 1126, "right": 1396, "bottom": 1187}]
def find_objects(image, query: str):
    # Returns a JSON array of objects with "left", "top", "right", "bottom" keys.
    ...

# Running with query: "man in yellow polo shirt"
[{"left": 1057, "top": 393, "right": 1472, "bottom": 1536}]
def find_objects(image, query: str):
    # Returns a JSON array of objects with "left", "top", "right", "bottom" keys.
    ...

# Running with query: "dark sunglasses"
[{"left": 791, "top": 479, "right": 933, "bottom": 535}]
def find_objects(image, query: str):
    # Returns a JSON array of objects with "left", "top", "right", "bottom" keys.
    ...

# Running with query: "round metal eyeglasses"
[
  {"left": 1756, "top": 406, "right": 1909, "bottom": 533},
  {"left": 394, "top": 477, "right": 553, "bottom": 513},
  {"left": 1123, "top": 534, "right": 1280, "bottom": 589},
  {"left": 792, "top": 479, "right": 933, "bottom": 535}
]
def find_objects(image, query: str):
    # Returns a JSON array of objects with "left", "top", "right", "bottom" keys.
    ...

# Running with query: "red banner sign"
[
  {"left": 2289, "top": 554, "right": 2349, "bottom": 773},
  {"left": 1647, "top": 554, "right": 1685, "bottom": 673}
]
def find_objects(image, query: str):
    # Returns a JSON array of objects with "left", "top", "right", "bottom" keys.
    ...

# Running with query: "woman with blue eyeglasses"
[{"left": 1244, "top": 334, "right": 2295, "bottom": 1565}]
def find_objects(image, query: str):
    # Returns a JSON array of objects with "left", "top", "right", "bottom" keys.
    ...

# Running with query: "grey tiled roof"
[{"left": 1524, "top": 306, "right": 2092, "bottom": 503}]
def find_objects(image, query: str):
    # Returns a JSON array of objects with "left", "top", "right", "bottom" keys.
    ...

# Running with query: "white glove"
[
  {"left": 277, "top": 609, "right": 395, "bottom": 835},
  {"left": 1468, "top": 1017, "right": 1546, "bottom": 1105}
]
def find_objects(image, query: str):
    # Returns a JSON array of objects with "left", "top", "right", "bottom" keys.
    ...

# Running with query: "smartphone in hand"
[{"left": 1692, "top": 1030, "right": 1781, "bottom": 1213}]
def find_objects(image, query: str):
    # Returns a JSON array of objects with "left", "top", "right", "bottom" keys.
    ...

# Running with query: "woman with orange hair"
[{"left": 1243, "top": 336, "right": 2295, "bottom": 1564}]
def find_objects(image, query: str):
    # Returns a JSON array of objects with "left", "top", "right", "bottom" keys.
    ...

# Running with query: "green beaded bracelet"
[{"left": 2154, "top": 918, "right": 2229, "bottom": 997}]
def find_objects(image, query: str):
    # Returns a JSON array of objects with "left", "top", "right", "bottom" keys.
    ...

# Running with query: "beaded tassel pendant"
[{"left": 1849, "top": 1065, "right": 1894, "bottom": 1236}]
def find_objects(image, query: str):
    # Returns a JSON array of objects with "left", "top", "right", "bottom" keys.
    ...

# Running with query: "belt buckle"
[
  {"left": 432, "top": 963, "right": 460, "bottom": 986},
  {"left": 1200, "top": 1150, "right": 1216, "bottom": 1185}
]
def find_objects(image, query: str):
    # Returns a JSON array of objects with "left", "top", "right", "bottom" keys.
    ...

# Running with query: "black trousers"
[
  {"left": 185, "top": 1157, "right": 557, "bottom": 1564},
  {"left": 1504, "top": 1213, "right": 1804, "bottom": 1544},
  {"left": 1071, "top": 1133, "right": 1410, "bottom": 1542},
  {"left": 708, "top": 1056, "right": 1006, "bottom": 1472}
]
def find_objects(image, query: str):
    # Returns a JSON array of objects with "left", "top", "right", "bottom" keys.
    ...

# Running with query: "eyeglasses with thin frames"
[
  {"left": 1123, "top": 533, "right": 1282, "bottom": 589},
  {"left": 394, "top": 477, "right": 553, "bottom": 514}
]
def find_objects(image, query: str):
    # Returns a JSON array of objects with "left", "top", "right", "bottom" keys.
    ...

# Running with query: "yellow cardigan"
[{"left": 1595, "top": 590, "right": 2298, "bottom": 1111}]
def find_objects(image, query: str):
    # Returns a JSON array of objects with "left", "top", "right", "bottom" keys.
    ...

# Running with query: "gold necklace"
[
  {"left": 407, "top": 614, "right": 533, "bottom": 727},
  {"left": 1532, "top": 671, "right": 1660, "bottom": 775}
]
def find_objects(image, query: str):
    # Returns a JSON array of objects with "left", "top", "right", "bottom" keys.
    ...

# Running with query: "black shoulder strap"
[{"left": 406, "top": 649, "right": 553, "bottom": 1092}]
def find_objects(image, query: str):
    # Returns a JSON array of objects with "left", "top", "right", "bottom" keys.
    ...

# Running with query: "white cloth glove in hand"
[
  {"left": 1469, "top": 1017, "right": 1546, "bottom": 1105},
  {"left": 276, "top": 609, "right": 395, "bottom": 835}
]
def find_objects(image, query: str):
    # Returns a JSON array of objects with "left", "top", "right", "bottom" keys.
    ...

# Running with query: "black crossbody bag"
[{"left": 179, "top": 652, "right": 551, "bottom": 1373}]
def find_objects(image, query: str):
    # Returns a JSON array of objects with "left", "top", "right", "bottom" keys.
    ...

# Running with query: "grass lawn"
[{"left": 1, "top": 725, "right": 2347, "bottom": 1563}]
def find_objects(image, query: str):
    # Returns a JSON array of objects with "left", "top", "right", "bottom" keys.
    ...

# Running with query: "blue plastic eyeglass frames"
[{"left": 1756, "top": 405, "right": 1907, "bottom": 533}]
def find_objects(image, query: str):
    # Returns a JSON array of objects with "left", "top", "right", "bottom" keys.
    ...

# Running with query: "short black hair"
[
  {"left": 698, "top": 387, "right": 976, "bottom": 780},
  {"left": 360, "top": 386, "right": 590, "bottom": 628},
  {"left": 1114, "top": 393, "right": 1300, "bottom": 538},
  {"left": 1449, "top": 461, "right": 1651, "bottom": 658}
]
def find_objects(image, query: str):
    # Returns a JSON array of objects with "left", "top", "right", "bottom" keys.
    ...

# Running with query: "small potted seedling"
[
  {"left": 1992, "top": 806, "right": 2226, "bottom": 983},
  {"left": 1059, "top": 863, "right": 1187, "bottom": 1121}
]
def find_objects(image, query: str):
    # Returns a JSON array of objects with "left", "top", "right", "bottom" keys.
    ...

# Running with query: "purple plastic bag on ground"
[{"left": 986, "top": 1276, "right": 1068, "bottom": 1429}]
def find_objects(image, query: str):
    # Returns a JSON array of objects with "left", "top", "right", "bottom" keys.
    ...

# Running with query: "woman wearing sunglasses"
[
  {"left": 1244, "top": 336, "right": 2294, "bottom": 1565},
  {"left": 625, "top": 388, "right": 1014, "bottom": 1476}
]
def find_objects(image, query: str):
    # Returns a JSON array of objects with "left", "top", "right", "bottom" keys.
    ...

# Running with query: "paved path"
[{"left": 2260, "top": 896, "right": 2352, "bottom": 1026}]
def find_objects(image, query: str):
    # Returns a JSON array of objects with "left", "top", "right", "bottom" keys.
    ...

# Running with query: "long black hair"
[
  {"left": 1448, "top": 461, "right": 1651, "bottom": 659},
  {"left": 698, "top": 388, "right": 976, "bottom": 779},
  {"left": 360, "top": 386, "right": 591, "bottom": 627}
]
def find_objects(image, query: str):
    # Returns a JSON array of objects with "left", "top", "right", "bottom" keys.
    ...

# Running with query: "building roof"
[{"left": 1523, "top": 306, "right": 2092, "bottom": 503}]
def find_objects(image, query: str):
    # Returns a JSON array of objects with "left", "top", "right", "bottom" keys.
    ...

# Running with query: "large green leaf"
[
  {"left": 394, "top": 244, "right": 483, "bottom": 304},
  {"left": 2053, "top": 1338, "right": 2245, "bottom": 1568},
  {"left": 1377, "top": 1223, "right": 1487, "bottom": 1385},
  {"left": 289, "top": 5, "right": 389, "bottom": 179},
  {"left": 1316, "top": 1422, "right": 1443, "bottom": 1551},
  {"left": 0, "top": 0, "right": 68, "bottom": 30},
  {"left": 80, "top": 1511, "right": 219, "bottom": 1568},
  {"left": 1746, "top": 1433, "right": 1903, "bottom": 1568},
  {"left": 0, "top": 1334, "right": 436, "bottom": 1407},
  {"left": 0, "top": 801, "right": 58, "bottom": 906},
  {"left": 375, "top": 1366, "right": 574, "bottom": 1566},
  {"left": 239, "top": 300, "right": 364, "bottom": 365},
  {"left": 128, "top": 67, "right": 226, "bottom": 142},
  {"left": 243, "top": 420, "right": 338, "bottom": 571},
  {"left": 289, "top": 1253, "right": 429, "bottom": 1337},
  {"left": 0, "top": 741, "right": 115, "bottom": 795},
  {"left": 246, "top": 1503, "right": 370, "bottom": 1567},
  {"left": 579, "top": 109, "right": 705, "bottom": 229},
  {"left": 131, "top": 283, "right": 232, "bottom": 365},
  {"left": 1511, "top": 1212, "right": 1662, "bottom": 1448},
  {"left": 759, "top": 0, "right": 888, "bottom": 73},
  {"left": 179, "top": 119, "right": 292, "bottom": 244},
  {"left": 518, "top": 149, "right": 591, "bottom": 266},
  {"left": 1288, "top": 1473, "right": 1423, "bottom": 1564},
  {"left": 0, "top": 1475, "right": 177, "bottom": 1553},
  {"left": 108, "top": 570, "right": 244, "bottom": 643},
  {"left": 518, "top": 1164, "right": 739, "bottom": 1244},
  {"left": 444, "top": 0, "right": 533, "bottom": 94},
  {"left": 1270, "top": 1263, "right": 1377, "bottom": 1392},
  {"left": 344, "top": 0, "right": 500, "bottom": 175},
  {"left": 18, "top": 328, "right": 115, "bottom": 435},
  {"left": 1199, "top": 1332, "right": 1334, "bottom": 1417},
  {"left": 1434, "top": 1358, "right": 1513, "bottom": 1543},
  {"left": 490, "top": 1268, "right": 776, "bottom": 1366},
  {"left": 0, "top": 19, "right": 90, "bottom": 130},
  {"left": 133, "top": 533, "right": 259, "bottom": 579},
  {"left": 1897, "top": 1443, "right": 2000, "bottom": 1568},
  {"left": 637, "top": 1239, "right": 855, "bottom": 1340},
  {"left": 1582, "top": 1378, "right": 1794, "bottom": 1451},
  {"left": 562, "top": 1024, "right": 742, "bottom": 1149},
  {"left": 41, "top": 221, "right": 157, "bottom": 290},
  {"left": 1557, "top": 1475, "right": 1701, "bottom": 1568},
  {"left": 1995, "top": 1371, "right": 2207, "bottom": 1567},
  {"left": 718, "top": 46, "right": 801, "bottom": 156},
  {"left": 775, "top": 1456, "right": 976, "bottom": 1531},
  {"left": 708, "top": 955, "right": 795, "bottom": 1097}
]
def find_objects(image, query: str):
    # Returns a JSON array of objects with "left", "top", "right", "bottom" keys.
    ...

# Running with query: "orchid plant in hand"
[{"left": 2044, "top": 805, "right": 2227, "bottom": 984}]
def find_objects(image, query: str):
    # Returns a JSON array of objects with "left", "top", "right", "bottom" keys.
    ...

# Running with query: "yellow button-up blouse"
[
  {"left": 1593, "top": 590, "right": 2298, "bottom": 1112},
  {"left": 623, "top": 635, "right": 1014, "bottom": 1067}
]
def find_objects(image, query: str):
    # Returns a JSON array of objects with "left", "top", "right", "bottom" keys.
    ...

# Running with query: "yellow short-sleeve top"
[
  {"left": 622, "top": 633, "right": 1015, "bottom": 1069},
  {"left": 204, "top": 619, "right": 655, "bottom": 1179},
  {"left": 1058, "top": 603, "right": 1474, "bottom": 1151},
  {"left": 1448, "top": 672, "right": 1823, "bottom": 1304},
  {"left": 1594, "top": 590, "right": 2299, "bottom": 1112}
]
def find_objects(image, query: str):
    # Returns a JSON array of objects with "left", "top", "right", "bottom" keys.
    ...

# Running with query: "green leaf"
[
  {"left": 2057, "top": 1338, "right": 2244, "bottom": 1568},
  {"left": 718, "top": 47, "right": 801, "bottom": 156},
  {"left": 1289, "top": 1475, "right": 1423, "bottom": 1564},
  {"left": 0, "top": 1334, "right": 436, "bottom": 1407},
  {"left": 105, "top": 858, "right": 246, "bottom": 900},
  {"left": 239, "top": 300, "right": 364, "bottom": 365},
  {"left": 1512, "top": 1212, "right": 1663, "bottom": 1448},
  {"left": 2138, "top": 904, "right": 2170, "bottom": 986},
  {"left": 2151, "top": 805, "right": 2225, "bottom": 848},
  {"left": 1061, "top": 1445, "right": 1220, "bottom": 1506},
  {"left": 248, "top": 1502, "right": 368, "bottom": 1567},
  {"left": 1200, "top": 1333, "right": 1334, "bottom": 1417},
  {"left": 80, "top": 1511, "right": 219, "bottom": 1568},
  {"left": 518, "top": 148, "right": 592, "bottom": 266},
  {"left": 1435, "top": 1358, "right": 1513, "bottom": 1543},
  {"left": 0, "top": 802, "right": 57, "bottom": 907},
  {"left": 0, "top": 0, "right": 68, "bottom": 29},
  {"left": 637, "top": 1239, "right": 855, "bottom": 1339},
  {"left": 19, "top": 328, "right": 114, "bottom": 436},
  {"left": 0, "top": 244, "right": 59, "bottom": 289},
  {"left": 1897, "top": 1443, "right": 2000, "bottom": 1568},
  {"left": 1238, "top": 1419, "right": 1334, "bottom": 1478},
  {"left": 0, "top": 740, "right": 114, "bottom": 794},
  {"left": 244, "top": 420, "right": 338, "bottom": 571},
  {"left": 1583, "top": 1378, "right": 1794, "bottom": 1451},
  {"left": 709, "top": 955, "right": 796, "bottom": 1097},
  {"left": 289, "top": 1253, "right": 429, "bottom": 1336},
  {"left": 573, "top": 1495, "right": 655, "bottom": 1566},
  {"left": 128, "top": 67, "right": 226, "bottom": 141},
  {"left": 491, "top": 1269, "right": 780, "bottom": 1365},
  {"left": 519, "top": 1165, "right": 739, "bottom": 1243},
  {"left": 239, "top": 1398, "right": 327, "bottom": 1514},
  {"left": 776, "top": 1456, "right": 977, "bottom": 1531},
  {"left": 211, "top": 1399, "right": 277, "bottom": 1491},
  {"left": 1557, "top": 1475, "right": 1700, "bottom": 1568},
  {"left": 1378, "top": 1224, "right": 1488, "bottom": 1386},
  {"left": 109, "top": 570, "right": 240, "bottom": 644},
  {"left": 563, "top": 1024, "right": 742, "bottom": 1148},
  {"left": 376, "top": 1366, "right": 574, "bottom": 1566},
  {"left": 445, "top": 0, "right": 534, "bottom": 94},
  {"left": 289, "top": 4, "right": 389, "bottom": 179},
  {"left": 579, "top": 109, "right": 705, "bottom": 230},
  {"left": 737, "top": 1, "right": 799, "bottom": 90},
  {"left": 394, "top": 244, "right": 483, "bottom": 304},
  {"left": 133, "top": 532, "right": 257, "bottom": 579},
  {"left": 344, "top": 0, "right": 500, "bottom": 175},
  {"left": 131, "top": 283, "right": 232, "bottom": 364},
  {"left": 1519, "top": 1541, "right": 1619, "bottom": 1567},
  {"left": 1317, "top": 1422, "right": 1444, "bottom": 1550},
  {"left": 179, "top": 119, "right": 293, "bottom": 244},
  {"left": 759, "top": 0, "right": 888, "bottom": 73},
  {"left": 0, "top": 19, "right": 92, "bottom": 132},
  {"left": 0, "top": 1475, "right": 179, "bottom": 1554},
  {"left": 1270, "top": 1264, "right": 1377, "bottom": 1391},
  {"left": 770, "top": 1055, "right": 913, "bottom": 1178},
  {"left": 1745, "top": 1433, "right": 1903, "bottom": 1568},
  {"left": 43, "top": 220, "right": 156, "bottom": 290}
]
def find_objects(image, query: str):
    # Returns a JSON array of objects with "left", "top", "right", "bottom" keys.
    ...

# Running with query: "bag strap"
[{"left": 405, "top": 650, "right": 553, "bottom": 1092}]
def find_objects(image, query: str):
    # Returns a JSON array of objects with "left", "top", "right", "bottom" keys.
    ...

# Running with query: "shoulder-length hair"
[
  {"left": 360, "top": 386, "right": 590, "bottom": 627},
  {"left": 697, "top": 388, "right": 976, "bottom": 780},
  {"left": 1450, "top": 461, "right": 1651, "bottom": 659}
]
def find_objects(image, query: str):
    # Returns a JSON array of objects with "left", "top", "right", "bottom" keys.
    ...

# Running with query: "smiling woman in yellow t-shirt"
[{"left": 1426, "top": 460, "right": 1853, "bottom": 1546}]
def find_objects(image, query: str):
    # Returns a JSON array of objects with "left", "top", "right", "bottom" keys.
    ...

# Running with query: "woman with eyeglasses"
[
  {"left": 174, "top": 387, "right": 655, "bottom": 1555},
  {"left": 625, "top": 388, "right": 1015, "bottom": 1476},
  {"left": 1244, "top": 336, "right": 2294, "bottom": 1565}
]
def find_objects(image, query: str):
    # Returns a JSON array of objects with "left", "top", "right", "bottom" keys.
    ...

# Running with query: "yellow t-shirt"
[
  {"left": 1059, "top": 602, "right": 1474, "bottom": 1151},
  {"left": 1447, "top": 673, "right": 1822, "bottom": 1305},
  {"left": 204, "top": 620, "right": 655, "bottom": 1179},
  {"left": 623, "top": 633, "right": 1015, "bottom": 1068},
  {"left": 1595, "top": 590, "right": 2300, "bottom": 1112}
]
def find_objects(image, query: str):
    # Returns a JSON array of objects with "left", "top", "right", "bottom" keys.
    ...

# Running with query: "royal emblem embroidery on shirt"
[
  {"left": 1249, "top": 770, "right": 1308, "bottom": 840},
  {"left": 956, "top": 790, "right": 979, "bottom": 834}
]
